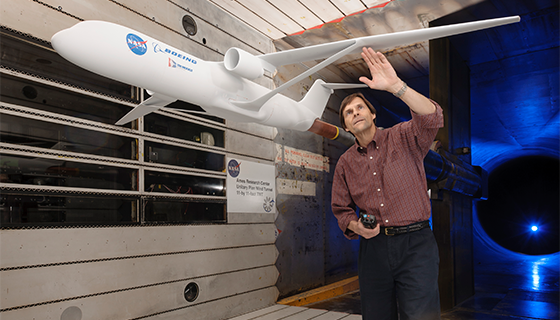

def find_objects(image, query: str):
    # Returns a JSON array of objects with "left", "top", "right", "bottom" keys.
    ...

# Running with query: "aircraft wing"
[
  {"left": 258, "top": 16, "right": 520, "bottom": 68},
  {"left": 233, "top": 15, "right": 519, "bottom": 110}
]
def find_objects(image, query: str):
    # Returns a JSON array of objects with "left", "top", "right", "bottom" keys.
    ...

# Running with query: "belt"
[{"left": 382, "top": 220, "right": 430, "bottom": 236}]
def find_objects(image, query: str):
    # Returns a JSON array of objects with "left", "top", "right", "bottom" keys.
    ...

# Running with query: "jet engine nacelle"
[{"left": 224, "top": 47, "right": 272, "bottom": 80}]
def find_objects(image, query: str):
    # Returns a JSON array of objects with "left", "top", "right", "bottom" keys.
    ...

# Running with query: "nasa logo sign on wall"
[
  {"left": 227, "top": 159, "right": 240, "bottom": 178},
  {"left": 263, "top": 196, "right": 275, "bottom": 213},
  {"left": 126, "top": 33, "right": 148, "bottom": 55}
]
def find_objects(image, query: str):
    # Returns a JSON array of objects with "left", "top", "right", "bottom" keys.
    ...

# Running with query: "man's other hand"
[{"left": 348, "top": 219, "right": 380, "bottom": 239}]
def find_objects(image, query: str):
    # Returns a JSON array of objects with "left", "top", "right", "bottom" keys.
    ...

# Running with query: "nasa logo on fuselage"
[
  {"left": 228, "top": 159, "right": 240, "bottom": 178},
  {"left": 126, "top": 34, "right": 148, "bottom": 55}
]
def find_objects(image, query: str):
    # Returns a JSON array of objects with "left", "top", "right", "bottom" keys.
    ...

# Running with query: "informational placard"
[{"left": 226, "top": 158, "right": 276, "bottom": 213}]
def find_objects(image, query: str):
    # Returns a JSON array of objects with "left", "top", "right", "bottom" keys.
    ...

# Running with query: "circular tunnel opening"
[{"left": 477, "top": 155, "right": 559, "bottom": 255}]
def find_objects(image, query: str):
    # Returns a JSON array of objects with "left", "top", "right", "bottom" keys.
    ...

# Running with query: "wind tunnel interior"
[
  {"left": 477, "top": 155, "right": 559, "bottom": 256},
  {"left": 433, "top": 0, "right": 559, "bottom": 316},
  {"left": 440, "top": 1, "right": 559, "bottom": 260}
]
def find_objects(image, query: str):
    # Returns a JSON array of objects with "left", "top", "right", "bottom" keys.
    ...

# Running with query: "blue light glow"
[
  {"left": 531, "top": 225, "right": 538, "bottom": 232},
  {"left": 532, "top": 262, "right": 540, "bottom": 290}
]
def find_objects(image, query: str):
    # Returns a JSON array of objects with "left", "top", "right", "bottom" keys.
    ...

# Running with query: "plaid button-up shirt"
[{"left": 332, "top": 102, "right": 444, "bottom": 239}]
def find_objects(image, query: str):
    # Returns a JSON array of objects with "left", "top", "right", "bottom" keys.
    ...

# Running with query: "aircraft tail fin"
[
  {"left": 297, "top": 80, "right": 332, "bottom": 117},
  {"left": 299, "top": 81, "right": 369, "bottom": 118},
  {"left": 299, "top": 80, "right": 333, "bottom": 117},
  {"left": 115, "top": 92, "right": 176, "bottom": 125}
]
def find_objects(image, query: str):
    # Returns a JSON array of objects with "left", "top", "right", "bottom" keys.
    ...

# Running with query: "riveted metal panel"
[
  {"left": 298, "top": 0, "right": 343, "bottom": 23},
  {"left": 0, "top": 266, "right": 278, "bottom": 319},
  {"left": 1, "top": 244, "right": 278, "bottom": 309},
  {"left": 16, "top": 0, "right": 219, "bottom": 61},
  {"left": 209, "top": 0, "right": 286, "bottom": 39},
  {"left": 0, "top": 224, "right": 277, "bottom": 268},
  {"left": 226, "top": 131, "right": 276, "bottom": 161},
  {"left": 114, "top": 0, "right": 271, "bottom": 56},
  {"left": 228, "top": 212, "right": 277, "bottom": 224},
  {"left": 227, "top": 121, "right": 277, "bottom": 140},
  {"left": 330, "top": 0, "right": 367, "bottom": 16},
  {"left": 1, "top": 1, "right": 280, "bottom": 319},
  {"left": 173, "top": 0, "right": 274, "bottom": 53},
  {"left": 267, "top": 0, "right": 324, "bottom": 29},
  {"left": 0, "top": 0, "right": 79, "bottom": 42}
]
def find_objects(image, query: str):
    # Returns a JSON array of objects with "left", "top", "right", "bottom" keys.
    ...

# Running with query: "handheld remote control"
[{"left": 361, "top": 213, "right": 378, "bottom": 229}]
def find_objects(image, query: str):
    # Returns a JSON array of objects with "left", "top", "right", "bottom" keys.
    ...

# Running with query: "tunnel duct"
[
  {"left": 425, "top": 147, "right": 486, "bottom": 198},
  {"left": 308, "top": 120, "right": 485, "bottom": 198}
]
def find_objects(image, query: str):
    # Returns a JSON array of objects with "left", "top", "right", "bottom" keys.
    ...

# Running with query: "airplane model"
[{"left": 51, "top": 16, "right": 520, "bottom": 132}]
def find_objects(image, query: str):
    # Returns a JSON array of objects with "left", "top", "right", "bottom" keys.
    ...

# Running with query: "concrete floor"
[{"left": 304, "top": 236, "right": 560, "bottom": 319}]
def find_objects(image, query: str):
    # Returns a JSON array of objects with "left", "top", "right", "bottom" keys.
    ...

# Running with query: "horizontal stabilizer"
[
  {"left": 322, "top": 83, "right": 369, "bottom": 90},
  {"left": 162, "top": 108, "right": 209, "bottom": 116},
  {"left": 115, "top": 93, "right": 176, "bottom": 125}
]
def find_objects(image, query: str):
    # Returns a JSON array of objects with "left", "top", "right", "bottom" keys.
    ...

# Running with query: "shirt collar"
[{"left": 353, "top": 128, "right": 380, "bottom": 154}]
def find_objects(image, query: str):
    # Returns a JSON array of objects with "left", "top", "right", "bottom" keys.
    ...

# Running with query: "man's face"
[{"left": 343, "top": 97, "right": 376, "bottom": 135}]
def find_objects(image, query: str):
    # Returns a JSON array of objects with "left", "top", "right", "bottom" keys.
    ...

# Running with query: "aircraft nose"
[{"left": 51, "top": 28, "right": 71, "bottom": 52}]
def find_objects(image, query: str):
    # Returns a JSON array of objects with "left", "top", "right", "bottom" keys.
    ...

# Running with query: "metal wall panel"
[
  {"left": 227, "top": 121, "right": 277, "bottom": 140},
  {"left": 114, "top": 0, "right": 271, "bottom": 56},
  {"left": 236, "top": 0, "right": 303, "bottom": 35},
  {"left": 0, "top": 1, "right": 279, "bottom": 318},
  {"left": 209, "top": 0, "right": 286, "bottom": 39},
  {"left": 267, "top": 0, "right": 323, "bottom": 29},
  {"left": 0, "top": 0, "right": 78, "bottom": 41},
  {"left": 330, "top": 0, "right": 367, "bottom": 16},
  {"left": 0, "top": 266, "right": 278, "bottom": 319},
  {"left": 1, "top": 245, "right": 277, "bottom": 308},
  {"left": 298, "top": 0, "right": 342, "bottom": 23},
  {"left": 0, "top": 224, "right": 276, "bottom": 268},
  {"left": 37, "top": 0, "right": 222, "bottom": 60},
  {"left": 229, "top": 212, "right": 277, "bottom": 224},
  {"left": 173, "top": 0, "right": 275, "bottom": 54},
  {"left": 226, "top": 130, "right": 276, "bottom": 161}
]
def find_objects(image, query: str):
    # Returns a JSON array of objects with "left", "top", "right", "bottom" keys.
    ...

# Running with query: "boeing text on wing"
[{"left": 51, "top": 17, "right": 520, "bottom": 130}]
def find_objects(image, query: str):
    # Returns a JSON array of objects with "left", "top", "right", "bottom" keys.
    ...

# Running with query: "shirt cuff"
[
  {"left": 411, "top": 99, "right": 444, "bottom": 129},
  {"left": 340, "top": 215, "right": 359, "bottom": 240}
]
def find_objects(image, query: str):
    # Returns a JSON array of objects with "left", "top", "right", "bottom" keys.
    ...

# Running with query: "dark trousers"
[{"left": 359, "top": 227, "right": 440, "bottom": 320}]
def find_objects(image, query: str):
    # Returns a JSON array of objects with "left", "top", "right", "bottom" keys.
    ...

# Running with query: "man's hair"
[{"left": 339, "top": 92, "right": 377, "bottom": 130}]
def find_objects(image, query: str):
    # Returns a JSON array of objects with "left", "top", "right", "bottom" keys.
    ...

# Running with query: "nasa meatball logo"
[
  {"left": 126, "top": 33, "right": 148, "bottom": 55},
  {"left": 228, "top": 159, "right": 241, "bottom": 178},
  {"left": 263, "top": 196, "right": 275, "bottom": 213}
]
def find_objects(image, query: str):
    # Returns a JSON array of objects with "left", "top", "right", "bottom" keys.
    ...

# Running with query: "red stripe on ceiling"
[{"left": 288, "top": 0, "right": 395, "bottom": 36}]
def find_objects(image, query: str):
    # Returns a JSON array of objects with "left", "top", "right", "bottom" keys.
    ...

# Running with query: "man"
[{"left": 331, "top": 47, "right": 444, "bottom": 320}]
